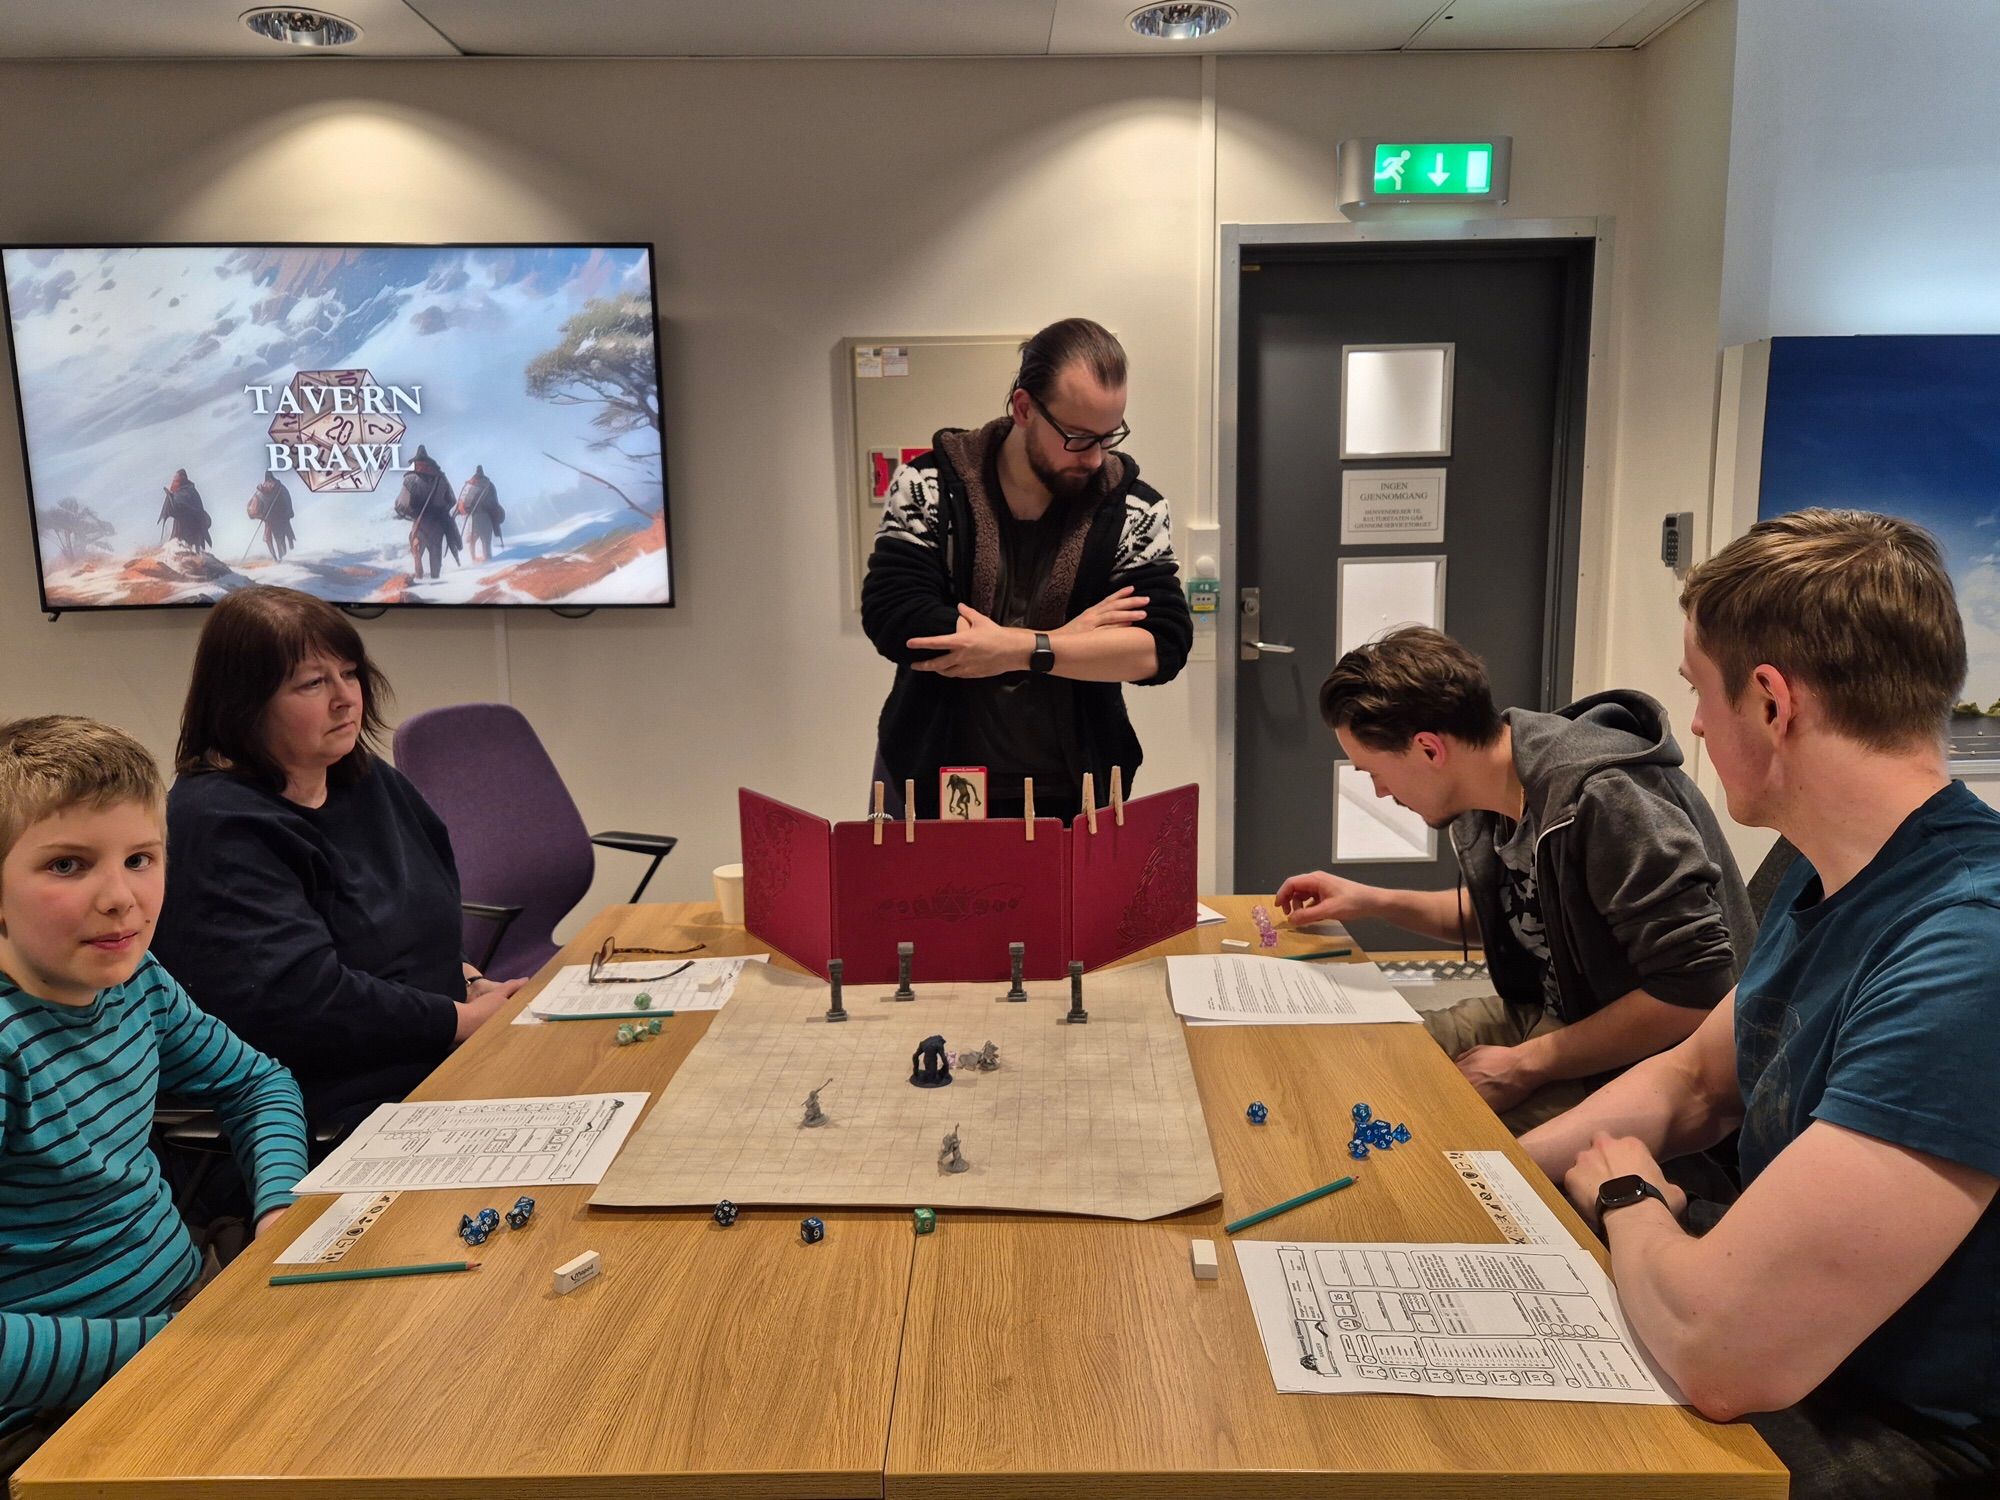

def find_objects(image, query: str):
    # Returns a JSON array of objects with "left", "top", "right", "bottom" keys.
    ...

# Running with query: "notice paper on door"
[{"left": 1166, "top": 954, "right": 1422, "bottom": 1025}]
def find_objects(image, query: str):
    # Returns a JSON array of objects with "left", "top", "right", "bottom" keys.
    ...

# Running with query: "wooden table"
[{"left": 17, "top": 898, "right": 1784, "bottom": 1499}]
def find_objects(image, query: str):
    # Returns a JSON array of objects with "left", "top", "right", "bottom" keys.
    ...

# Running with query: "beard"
[{"left": 1028, "top": 445, "right": 1098, "bottom": 503}]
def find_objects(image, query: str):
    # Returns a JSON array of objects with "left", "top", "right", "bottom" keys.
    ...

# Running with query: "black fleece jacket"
[{"left": 860, "top": 419, "right": 1192, "bottom": 819}]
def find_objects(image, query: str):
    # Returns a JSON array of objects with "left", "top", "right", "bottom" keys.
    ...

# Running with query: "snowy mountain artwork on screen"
[{"left": 2, "top": 244, "right": 672, "bottom": 609}]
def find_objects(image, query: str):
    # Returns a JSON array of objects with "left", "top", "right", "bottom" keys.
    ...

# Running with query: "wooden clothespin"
[
  {"left": 1081, "top": 772, "right": 1098, "bottom": 835},
  {"left": 905, "top": 779, "right": 916, "bottom": 843},
  {"left": 1024, "top": 777, "right": 1035, "bottom": 841},
  {"left": 872, "top": 780, "right": 886, "bottom": 846},
  {"left": 1111, "top": 766, "right": 1125, "bottom": 827}
]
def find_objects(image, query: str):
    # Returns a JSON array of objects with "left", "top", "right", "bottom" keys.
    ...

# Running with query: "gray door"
[{"left": 1232, "top": 238, "right": 1592, "bottom": 953}]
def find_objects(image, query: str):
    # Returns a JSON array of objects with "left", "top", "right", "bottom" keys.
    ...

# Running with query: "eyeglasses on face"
[{"left": 1024, "top": 388, "right": 1130, "bottom": 452}]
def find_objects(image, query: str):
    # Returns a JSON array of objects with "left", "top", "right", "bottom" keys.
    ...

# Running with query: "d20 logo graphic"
[{"left": 266, "top": 369, "right": 407, "bottom": 493}]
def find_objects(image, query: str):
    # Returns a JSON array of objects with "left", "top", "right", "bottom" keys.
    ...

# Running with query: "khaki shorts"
[{"left": 1420, "top": 991, "right": 1612, "bottom": 1133}]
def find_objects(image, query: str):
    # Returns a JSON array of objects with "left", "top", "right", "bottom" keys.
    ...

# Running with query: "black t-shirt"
[{"left": 956, "top": 449, "right": 1078, "bottom": 813}]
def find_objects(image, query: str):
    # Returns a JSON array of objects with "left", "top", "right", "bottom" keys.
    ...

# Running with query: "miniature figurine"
[
  {"left": 801, "top": 1078, "right": 832, "bottom": 1128},
  {"left": 939, "top": 1124, "right": 970, "bottom": 1174},
  {"left": 910, "top": 1034, "right": 953, "bottom": 1088}
]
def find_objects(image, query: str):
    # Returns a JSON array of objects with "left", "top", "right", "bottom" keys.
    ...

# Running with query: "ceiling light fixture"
[
  {"left": 242, "top": 8, "right": 363, "bottom": 48},
  {"left": 1128, "top": 3, "right": 1236, "bottom": 41}
]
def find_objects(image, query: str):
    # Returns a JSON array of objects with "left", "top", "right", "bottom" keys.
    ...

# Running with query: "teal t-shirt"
[{"left": 1735, "top": 782, "right": 2000, "bottom": 1431}]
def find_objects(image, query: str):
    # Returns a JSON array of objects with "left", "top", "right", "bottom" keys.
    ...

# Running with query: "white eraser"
[
  {"left": 1190, "top": 1238, "right": 1219, "bottom": 1281},
  {"left": 1221, "top": 938, "right": 1250, "bottom": 950},
  {"left": 552, "top": 1250, "right": 602, "bottom": 1295}
]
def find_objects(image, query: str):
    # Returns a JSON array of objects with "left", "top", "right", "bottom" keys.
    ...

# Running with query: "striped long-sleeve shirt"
[{"left": 1, "top": 954, "right": 307, "bottom": 1437}]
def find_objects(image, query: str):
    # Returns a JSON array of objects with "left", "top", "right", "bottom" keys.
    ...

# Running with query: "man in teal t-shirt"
[{"left": 1524, "top": 510, "right": 1997, "bottom": 1499}]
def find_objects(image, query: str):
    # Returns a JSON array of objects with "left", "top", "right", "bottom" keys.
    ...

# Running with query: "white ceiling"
[{"left": 0, "top": 0, "right": 1708, "bottom": 61}]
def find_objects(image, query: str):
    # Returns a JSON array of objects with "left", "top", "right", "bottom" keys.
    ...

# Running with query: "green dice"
[{"left": 913, "top": 1207, "right": 936, "bottom": 1235}]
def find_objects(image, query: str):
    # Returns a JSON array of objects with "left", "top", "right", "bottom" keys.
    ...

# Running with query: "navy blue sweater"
[{"left": 154, "top": 762, "right": 464, "bottom": 1133}]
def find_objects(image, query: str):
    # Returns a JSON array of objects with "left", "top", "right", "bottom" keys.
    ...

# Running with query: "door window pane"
[
  {"left": 1334, "top": 764, "right": 1437, "bottom": 862},
  {"left": 1336, "top": 555, "right": 1445, "bottom": 658},
  {"left": 1341, "top": 343, "right": 1454, "bottom": 458}
]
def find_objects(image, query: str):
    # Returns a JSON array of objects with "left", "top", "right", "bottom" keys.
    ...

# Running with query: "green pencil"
[
  {"left": 1280, "top": 947, "right": 1353, "bottom": 962},
  {"left": 270, "top": 1261, "right": 481, "bottom": 1286},
  {"left": 1224, "top": 1175, "right": 1356, "bottom": 1235},
  {"left": 539, "top": 1009, "right": 677, "bottom": 1021}
]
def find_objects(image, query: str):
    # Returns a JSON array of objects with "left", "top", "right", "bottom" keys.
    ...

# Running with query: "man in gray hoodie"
[{"left": 1278, "top": 626, "right": 1754, "bottom": 1131}]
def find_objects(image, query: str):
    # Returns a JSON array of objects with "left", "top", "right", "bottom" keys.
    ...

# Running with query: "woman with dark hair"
[{"left": 153, "top": 585, "right": 521, "bottom": 1135}]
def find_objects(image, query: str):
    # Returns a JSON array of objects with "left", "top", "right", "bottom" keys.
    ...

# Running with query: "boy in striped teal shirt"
[{"left": 0, "top": 716, "right": 307, "bottom": 1473}]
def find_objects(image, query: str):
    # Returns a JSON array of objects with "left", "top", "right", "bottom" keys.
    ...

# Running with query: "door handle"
[{"left": 1239, "top": 587, "right": 1298, "bottom": 660}]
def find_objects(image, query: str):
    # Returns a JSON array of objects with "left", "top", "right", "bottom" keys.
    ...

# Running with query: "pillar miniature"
[{"left": 1003, "top": 941, "right": 1028, "bottom": 1002}]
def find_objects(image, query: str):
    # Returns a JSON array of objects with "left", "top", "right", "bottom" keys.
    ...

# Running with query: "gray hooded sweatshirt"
[{"left": 1447, "top": 690, "right": 1756, "bottom": 1025}]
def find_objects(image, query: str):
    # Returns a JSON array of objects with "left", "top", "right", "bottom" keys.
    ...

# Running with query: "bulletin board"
[{"left": 844, "top": 334, "right": 1028, "bottom": 608}]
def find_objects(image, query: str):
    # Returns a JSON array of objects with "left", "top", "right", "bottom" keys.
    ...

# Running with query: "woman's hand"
[{"left": 454, "top": 977, "right": 527, "bottom": 1042}]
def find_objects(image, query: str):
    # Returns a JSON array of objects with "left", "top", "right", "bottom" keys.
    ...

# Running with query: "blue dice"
[
  {"left": 506, "top": 1196, "right": 535, "bottom": 1230},
  {"left": 1246, "top": 1101, "right": 1269, "bottom": 1125},
  {"left": 458, "top": 1214, "right": 490, "bottom": 1246},
  {"left": 1345, "top": 1101, "right": 1412, "bottom": 1161},
  {"left": 475, "top": 1207, "right": 502, "bottom": 1234},
  {"left": 713, "top": 1199, "right": 739, "bottom": 1227},
  {"left": 800, "top": 1216, "right": 826, "bottom": 1244}
]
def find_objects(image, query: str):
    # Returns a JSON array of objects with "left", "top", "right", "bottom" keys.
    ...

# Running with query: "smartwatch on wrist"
[
  {"left": 1595, "top": 1173, "right": 1668, "bottom": 1223},
  {"left": 1028, "top": 631, "right": 1056, "bottom": 675}
]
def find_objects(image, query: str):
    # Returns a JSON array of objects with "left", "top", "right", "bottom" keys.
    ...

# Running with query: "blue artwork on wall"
[{"left": 1758, "top": 334, "right": 2000, "bottom": 750}]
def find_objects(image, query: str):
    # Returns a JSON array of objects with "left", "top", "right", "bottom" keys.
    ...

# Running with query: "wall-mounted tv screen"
[{"left": 2, "top": 243, "right": 671, "bottom": 610}]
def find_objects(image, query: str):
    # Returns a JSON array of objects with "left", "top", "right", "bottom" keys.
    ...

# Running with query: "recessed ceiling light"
[
  {"left": 242, "top": 8, "right": 363, "bottom": 48},
  {"left": 1128, "top": 3, "right": 1236, "bottom": 42}
]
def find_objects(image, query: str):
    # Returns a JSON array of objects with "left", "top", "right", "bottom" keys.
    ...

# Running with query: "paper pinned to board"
[{"left": 1167, "top": 954, "right": 1422, "bottom": 1025}]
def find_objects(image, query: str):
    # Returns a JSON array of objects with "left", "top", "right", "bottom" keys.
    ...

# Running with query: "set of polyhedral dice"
[
  {"left": 1347, "top": 1102, "right": 1410, "bottom": 1161},
  {"left": 1250, "top": 904, "right": 1281, "bottom": 949},
  {"left": 615, "top": 1018, "right": 664, "bottom": 1046},
  {"left": 458, "top": 1196, "right": 536, "bottom": 1246},
  {"left": 712, "top": 1198, "right": 832, "bottom": 1244}
]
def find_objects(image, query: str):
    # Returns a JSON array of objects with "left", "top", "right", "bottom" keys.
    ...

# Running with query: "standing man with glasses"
[{"left": 861, "top": 318, "right": 1192, "bottom": 820}]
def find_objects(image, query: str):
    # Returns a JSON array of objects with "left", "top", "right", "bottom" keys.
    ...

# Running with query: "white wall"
[
  {"left": 0, "top": 40, "right": 1742, "bottom": 926},
  {"left": 0, "top": 59, "right": 1208, "bottom": 928},
  {"left": 1722, "top": 0, "right": 2000, "bottom": 344}
]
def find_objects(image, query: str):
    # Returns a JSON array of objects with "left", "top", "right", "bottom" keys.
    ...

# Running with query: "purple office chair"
[{"left": 392, "top": 703, "right": 677, "bottom": 981}]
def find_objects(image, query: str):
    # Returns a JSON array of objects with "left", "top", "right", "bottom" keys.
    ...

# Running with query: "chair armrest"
[
  {"left": 589, "top": 833, "right": 678, "bottom": 903},
  {"left": 589, "top": 831, "right": 678, "bottom": 857},
  {"left": 462, "top": 901, "right": 525, "bottom": 974}
]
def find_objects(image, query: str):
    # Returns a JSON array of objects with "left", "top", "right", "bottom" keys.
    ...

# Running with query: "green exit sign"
[{"left": 1338, "top": 137, "right": 1512, "bottom": 207}]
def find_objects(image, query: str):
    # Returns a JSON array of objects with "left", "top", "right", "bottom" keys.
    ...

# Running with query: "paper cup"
[{"left": 713, "top": 862, "right": 746, "bottom": 925}]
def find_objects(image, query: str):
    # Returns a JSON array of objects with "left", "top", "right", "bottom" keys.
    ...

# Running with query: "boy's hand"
[{"left": 254, "top": 1206, "right": 288, "bottom": 1238}]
